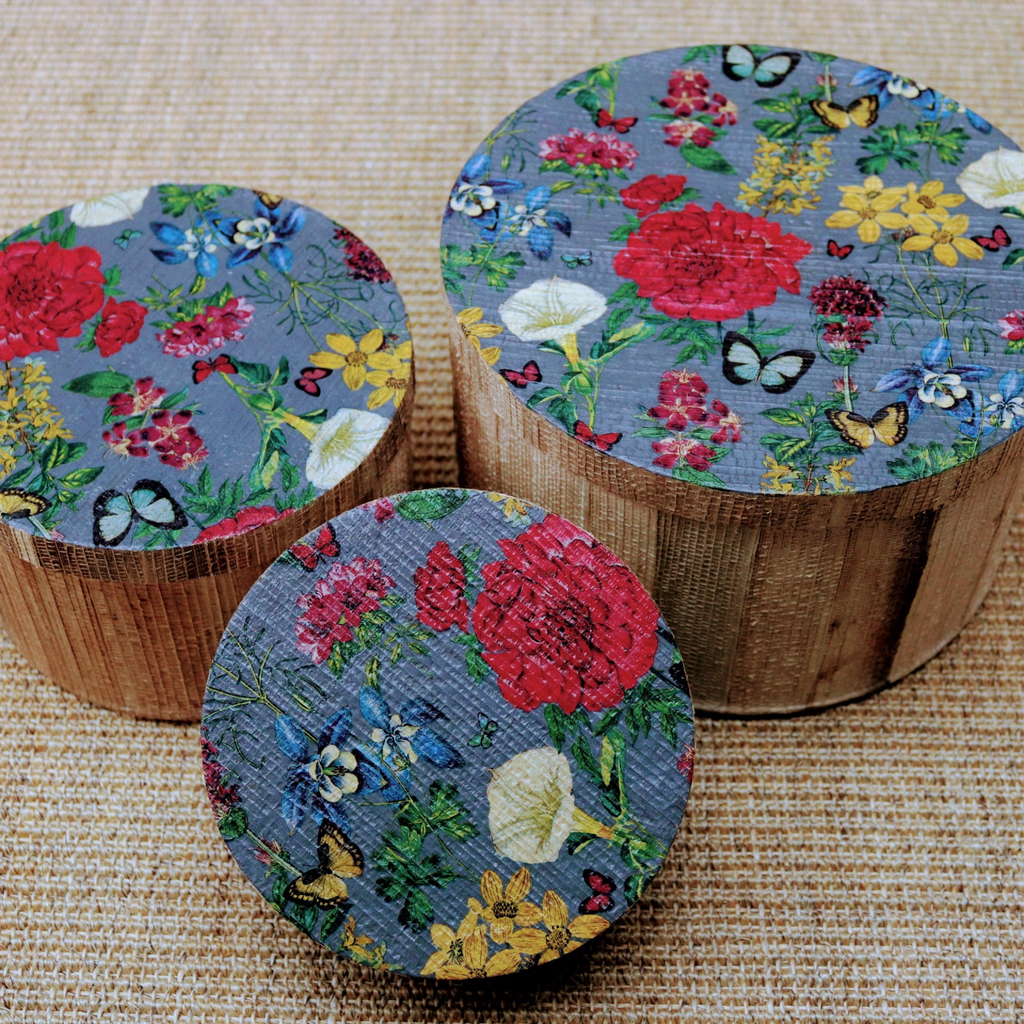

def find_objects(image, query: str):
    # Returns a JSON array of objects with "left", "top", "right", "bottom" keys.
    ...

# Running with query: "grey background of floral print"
[
  {"left": 202, "top": 490, "right": 694, "bottom": 975},
  {"left": 440, "top": 48, "right": 1024, "bottom": 493},
  {"left": 2, "top": 185, "right": 408, "bottom": 548}
]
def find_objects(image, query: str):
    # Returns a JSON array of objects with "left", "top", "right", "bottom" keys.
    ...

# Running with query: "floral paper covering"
[
  {"left": 201, "top": 488, "right": 694, "bottom": 976},
  {"left": 441, "top": 47, "right": 1024, "bottom": 495},
  {"left": 0, "top": 184, "right": 410, "bottom": 548}
]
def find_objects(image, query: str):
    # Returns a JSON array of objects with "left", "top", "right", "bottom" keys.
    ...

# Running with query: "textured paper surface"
[{"left": 1, "top": 1, "right": 1023, "bottom": 1020}]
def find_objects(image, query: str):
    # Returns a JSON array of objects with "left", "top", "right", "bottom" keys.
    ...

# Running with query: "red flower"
[
  {"left": 414, "top": 540, "right": 469, "bottom": 633},
  {"left": 539, "top": 128, "right": 639, "bottom": 170},
  {"left": 373, "top": 497, "right": 395, "bottom": 523},
  {"left": 808, "top": 276, "right": 886, "bottom": 320},
  {"left": 707, "top": 399, "right": 741, "bottom": 443},
  {"left": 663, "top": 120, "right": 717, "bottom": 148},
  {"left": 334, "top": 226, "right": 392, "bottom": 283},
  {"left": 195, "top": 505, "right": 294, "bottom": 544},
  {"left": 102, "top": 421, "right": 149, "bottom": 458},
  {"left": 999, "top": 310, "right": 1024, "bottom": 342},
  {"left": 143, "top": 409, "right": 208, "bottom": 469},
  {"left": 94, "top": 297, "right": 147, "bottom": 357},
  {"left": 649, "top": 369, "right": 709, "bottom": 429},
  {"left": 295, "top": 557, "right": 395, "bottom": 665},
  {"left": 652, "top": 435, "right": 716, "bottom": 471},
  {"left": 107, "top": 377, "right": 166, "bottom": 418},
  {"left": 677, "top": 743, "right": 695, "bottom": 784},
  {"left": 612, "top": 202, "right": 813, "bottom": 321},
  {"left": 823, "top": 315, "right": 874, "bottom": 351},
  {"left": 662, "top": 69, "right": 710, "bottom": 114},
  {"left": 472, "top": 514, "right": 660, "bottom": 714},
  {"left": 707, "top": 93, "right": 738, "bottom": 127},
  {"left": 0, "top": 241, "right": 105, "bottom": 359},
  {"left": 201, "top": 736, "right": 240, "bottom": 817},
  {"left": 157, "top": 296, "right": 254, "bottom": 358},
  {"left": 621, "top": 174, "right": 689, "bottom": 218}
]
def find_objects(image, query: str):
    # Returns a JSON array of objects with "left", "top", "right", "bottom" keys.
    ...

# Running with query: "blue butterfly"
[
  {"left": 722, "top": 44, "right": 801, "bottom": 88},
  {"left": 561, "top": 250, "right": 593, "bottom": 269},
  {"left": 113, "top": 229, "right": 143, "bottom": 249},
  {"left": 468, "top": 713, "right": 499, "bottom": 749}
]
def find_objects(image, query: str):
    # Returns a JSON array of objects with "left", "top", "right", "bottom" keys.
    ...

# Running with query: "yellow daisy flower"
[
  {"left": 506, "top": 890, "right": 609, "bottom": 964},
  {"left": 364, "top": 340, "right": 412, "bottom": 410},
  {"left": 420, "top": 910, "right": 484, "bottom": 977},
  {"left": 826, "top": 176, "right": 908, "bottom": 243},
  {"left": 309, "top": 328, "right": 386, "bottom": 391},
  {"left": 901, "top": 213, "right": 984, "bottom": 267},
  {"left": 468, "top": 867, "right": 542, "bottom": 945},
  {"left": 901, "top": 180, "right": 966, "bottom": 222},
  {"left": 457, "top": 307, "right": 502, "bottom": 366}
]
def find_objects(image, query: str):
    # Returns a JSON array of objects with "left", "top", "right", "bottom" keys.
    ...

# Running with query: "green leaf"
[
  {"left": 633, "top": 425, "right": 670, "bottom": 439},
  {"left": 397, "top": 781, "right": 479, "bottom": 843},
  {"left": 544, "top": 704, "right": 568, "bottom": 750},
  {"left": 761, "top": 407, "right": 806, "bottom": 427},
  {"left": 752, "top": 97, "right": 793, "bottom": 113},
  {"left": 624, "top": 872, "right": 646, "bottom": 904},
  {"left": 573, "top": 89, "right": 602, "bottom": 115},
  {"left": 932, "top": 127, "right": 970, "bottom": 166},
  {"left": 608, "top": 280, "right": 639, "bottom": 305},
  {"left": 526, "top": 386, "right": 563, "bottom": 410},
  {"left": 680, "top": 44, "right": 718, "bottom": 63},
  {"left": 571, "top": 734, "right": 602, "bottom": 788},
  {"left": 566, "top": 831, "right": 596, "bottom": 855},
  {"left": 395, "top": 489, "right": 469, "bottom": 522},
  {"left": 40, "top": 437, "right": 71, "bottom": 470},
  {"left": 547, "top": 395, "right": 579, "bottom": 431},
  {"left": 1001, "top": 206, "right": 1024, "bottom": 220},
  {"left": 217, "top": 806, "right": 248, "bottom": 840},
  {"left": 58, "top": 466, "right": 104, "bottom": 488},
  {"left": 1002, "top": 248, "right": 1024, "bottom": 268},
  {"left": 857, "top": 124, "right": 921, "bottom": 175},
  {"left": 672, "top": 464, "right": 727, "bottom": 488},
  {"left": 63, "top": 370, "right": 134, "bottom": 399},
  {"left": 679, "top": 142, "right": 736, "bottom": 174}
]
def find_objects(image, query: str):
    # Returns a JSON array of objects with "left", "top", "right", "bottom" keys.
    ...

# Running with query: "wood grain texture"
[
  {"left": 0, "top": 388, "right": 413, "bottom": 720},
  {"left": 451, "top": 310, "right": 1024, "bottom": 713}
]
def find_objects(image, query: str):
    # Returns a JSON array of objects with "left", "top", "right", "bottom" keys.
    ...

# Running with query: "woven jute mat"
[{"left": 1, "top": 2, "right": 1023, "bottom": 1020}]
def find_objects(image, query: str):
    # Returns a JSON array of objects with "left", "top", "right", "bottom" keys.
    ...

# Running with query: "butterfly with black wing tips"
[
  {"left": 722, "top": 44, "right": 801, "bottom": 88},
  {"left": 810, "top": 95, "right": 879, "bottom": 130},
  {"left": 972, "top": 225, "right": 1011, "bottom": 252},
  {"left": 722, "top": 331, "right": 816, "bottom": 395},
  {"left": 499, "top": 360, "right": 542, "bottom": 388},
  {"left": 827, "top": 239, "right": 854, "bottom": 260},
  {"left": 288, "top": 523, "right": 340, "bottom": 571},
  {"left": 92, "top": 480, "right": 187, "bottom": 547},
  {"left": 0, "top": 488, "right": 49, "bottom": 522},
  {"left": 284, "top": 819, "right": 364, "bottom": 909},
  {"left": 596, "top": 109, "right": 637, "bottom": 133},
  {"left": 294, "top": 366, "right": 333, "bottom": 397},
  {"left": 826, "top": 403, "right": 909, "bottom": 449},
  {"left": 574, "top": 420, "right": 622, "bottom": 452},
  {"left": 579, "top": 869, "right": 616, "bottom": 914}
]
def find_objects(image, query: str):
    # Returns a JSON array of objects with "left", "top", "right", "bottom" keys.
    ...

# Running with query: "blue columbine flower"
[
  {"left": 276, "top": 708, "right": 363, "bottom": 832},
  {"left": 150, "top": 212, "right": 228, "bottom": 278},
  {"left": 983, "top": 370, "right": 1024, "bottom": 433},
  {"left": 910, "top": 89, "right": 993, "bottom": 133},
  {"left": 848, "top": 66, "right": 924, "bottom": 109},
  {"left": 217, "top": 196, "right": 306, "bottom": 273},
  {"left": 446, "top": 153, "right": 524, "bottom": 229},
  {"left": 874, "top": 336, "right": 993, "bottom": 426},
  {"left": 359, "top": 686, "right": 463, "bottom": 773},
  {"left": 481, "top": 185, "right": 572, "bottom": 260}
]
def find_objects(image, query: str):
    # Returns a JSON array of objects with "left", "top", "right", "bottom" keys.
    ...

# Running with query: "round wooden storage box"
[
  {"left": 442, "top": 46, "right": 1024, "bottom": 714},
  {"left": 201, "top": 487, "right": 694, "bottom": 976},
  {"left": 0, "top": 184, "right": 413, "bottom": 720}
]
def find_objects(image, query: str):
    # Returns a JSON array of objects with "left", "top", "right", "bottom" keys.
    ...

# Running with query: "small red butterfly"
[
  {"left": 499, "top": 360, "right": 542, "bottom": 388},
  {"left": 192, "top": 354, "right": 237, "bottom": 384},
  {"left": 574, "top": 420, "right": 622, "bottom": 452},
  {"left": 596, "top": 108, "right": 638, "bottom": 133},
  {"left": 289, "top": 523, "right": 340, "bottom": 571},
  {"left": 827, "top": 239, "right": 854, "bottom": 260},
  {"left": 972, "top": 224, "right": 1011, "bottom": 251},
  {"left": 579, "top": 869, "right": 616, "bottom": 915},
  {"left": 294, "top": 366, "right": 333, "bottom": 397}
]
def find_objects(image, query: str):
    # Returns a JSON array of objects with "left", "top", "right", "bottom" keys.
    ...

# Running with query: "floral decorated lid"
[
  {"left": 441, "top": 47, "right": 1024, "bottom": 495},
  {"left": 201, "top": 488, "right": 694, "bottom": 977},
  {"left": 0, "top": 184, "right": 410, "bottom": 548}
]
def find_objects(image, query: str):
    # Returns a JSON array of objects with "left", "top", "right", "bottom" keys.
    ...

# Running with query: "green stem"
[
  {"left": 822, "top": 63, "right": 833, "bottom": 103},
  {"left": 843, "top": 364, "right": 854, "bottom": 412},
  {"left": 246, "top": 829, "right": 300, "bottom": 877}
]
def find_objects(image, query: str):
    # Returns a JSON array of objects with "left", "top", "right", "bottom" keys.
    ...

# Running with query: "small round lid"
[
  {"left": 0, "top": 184, "right": 410, "bottom": 549},
  {"left": 201, "top": 488, "right": 694, "bottom": 977},
  {"left": 441, "top": 46, "right": 1024, "bottom": 495}
]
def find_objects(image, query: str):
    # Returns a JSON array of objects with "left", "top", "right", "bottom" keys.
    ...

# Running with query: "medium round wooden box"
[
  {"left": 0, "top": 184, "right": 413, "bottom": 720},
  {"left": 442, "top": 46, "right": 1024, "bottom": 714}
]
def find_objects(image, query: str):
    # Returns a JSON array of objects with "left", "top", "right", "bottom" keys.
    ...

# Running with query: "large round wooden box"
[
  {"left": 442, "top": 46, "right": 1024, "bottom": 714},
  {"left": 0, "top": 184, "right": 413, "bottom": 719}
]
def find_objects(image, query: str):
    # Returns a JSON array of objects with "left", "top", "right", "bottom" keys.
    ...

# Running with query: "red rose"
[
  {"left": 612, "top": 202, "right": 813, "bottom": 321},
  {"left": 195, "top": 505, "right": 293, "bottom": 544},
  {"left": 472, "top": 514, "right": 660, "bottom": 714},
  {"left": 94, "top": 297, "right": 147, "bottom": 357},
  {"left": 414, "top": 540, "right": 469, "bottom": 632},
  {"left": 621, "top": 174, "right": 689, "bottom": 219},
  {"left": 0, "top": 241, "right": 105, "bottom": 359},
  {"left": 295, "top": 557, "right": 395, "bottom": 665}
]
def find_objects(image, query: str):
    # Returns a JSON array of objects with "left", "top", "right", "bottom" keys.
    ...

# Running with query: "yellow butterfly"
[
  {"left": 255, "top": 191, "right": 284, "bottom": 210},
  {"left": 284, "top": 819, "right": 363, "bottom": 909},
  {"left": 0, "top": 488, "right": 49, "bottom": 521},
  {"left": 826, "top": 403, "right": 909, "bottom": 449},
  {"left": 810, "top": 95, "right": 879, "bottom": 130}
]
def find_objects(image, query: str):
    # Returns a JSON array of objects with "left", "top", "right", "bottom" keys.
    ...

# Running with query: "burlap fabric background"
[{"left": 1, "top": 2, "right": 1023, "bottom": 1020}]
